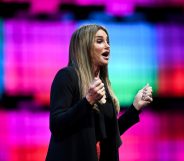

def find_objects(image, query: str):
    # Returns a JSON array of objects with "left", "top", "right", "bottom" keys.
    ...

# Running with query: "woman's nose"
[{"left": 105, "top": 42, "right": 110, "bottom": 48}]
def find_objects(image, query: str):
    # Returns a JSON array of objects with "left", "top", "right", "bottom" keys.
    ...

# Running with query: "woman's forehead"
[{"left": 95, "top": 29, "right": 108, "bottom": 37}]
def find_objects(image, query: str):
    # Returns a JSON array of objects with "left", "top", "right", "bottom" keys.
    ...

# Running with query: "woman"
[{"left": 45, "top": 24, "right": 153, "bottom": 161}]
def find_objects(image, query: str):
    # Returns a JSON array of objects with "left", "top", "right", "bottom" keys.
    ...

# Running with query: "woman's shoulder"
[
  {"left": 55, "top": 66, "right": 78, "bottom": 81},
  {"left": 58, "top": 66, "right": 76, "bottom": 74}
]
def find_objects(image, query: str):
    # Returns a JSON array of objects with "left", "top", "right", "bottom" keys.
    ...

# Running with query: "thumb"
[
  {"left": 94, "top": 77, "right": 99, "bottom": 81},
  {"left": 143, "top": 83, "right": 149, "bottom": 90},
  {"left": 92, "top": 77, "right": 99, "bottom": 84}
]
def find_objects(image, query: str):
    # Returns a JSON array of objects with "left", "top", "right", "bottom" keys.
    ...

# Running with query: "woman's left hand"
[{"left": 133, "top": 84, "right": 153, "bottom": 111}]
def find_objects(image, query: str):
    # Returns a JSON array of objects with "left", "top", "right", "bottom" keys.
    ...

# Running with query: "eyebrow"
[
  {"left": 95, "top": 36, "right": 108, "bottom": 39},
  {"left": 95, "top": 36, "right": 103, "bottom": 38}
]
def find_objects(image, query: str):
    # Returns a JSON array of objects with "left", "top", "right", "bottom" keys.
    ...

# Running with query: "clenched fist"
[
  {"left": 86, "top": 77, "right": 106, "bottom": 105},
  {"left": 133, "top": 84, "right": 153, "bottom": 111}
]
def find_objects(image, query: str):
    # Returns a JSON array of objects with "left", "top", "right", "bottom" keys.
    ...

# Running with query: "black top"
[
  {"left": 96, "top": 85, "right": 118, "bottom": 161},
  {"left": 45, "top": 66, "right": 140, "bottom": 161}
]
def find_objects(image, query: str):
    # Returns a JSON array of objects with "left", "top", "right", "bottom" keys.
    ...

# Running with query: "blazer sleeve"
[
  {"left": 118, "top": 104, "right": 140, "bottom": 135},
  {"left": 49, "top": 67, "right": 93, "bottom": 135}
]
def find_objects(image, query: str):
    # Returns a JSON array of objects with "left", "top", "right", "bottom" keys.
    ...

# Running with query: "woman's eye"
[{"left": 97, "top": 40, "right": 103, "bottom": 43}]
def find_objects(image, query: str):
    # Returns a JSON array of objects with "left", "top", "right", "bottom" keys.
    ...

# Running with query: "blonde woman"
[{"left": 45, "top": 24, "right": 153, "bottom": 161}]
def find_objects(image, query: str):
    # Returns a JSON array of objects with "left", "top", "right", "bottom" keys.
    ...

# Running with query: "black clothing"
[{"left": 45, "top": 66, "right": 140, "bottom": 161}]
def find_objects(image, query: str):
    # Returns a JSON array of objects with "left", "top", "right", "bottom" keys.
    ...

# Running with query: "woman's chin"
[{"left": 100, "top": 61, "right": 109, "bottom": 66}]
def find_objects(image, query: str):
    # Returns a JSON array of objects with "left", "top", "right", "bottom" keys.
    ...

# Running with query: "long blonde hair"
[{"left": 68, "top": 24, "right": 120, "bottom": 113}]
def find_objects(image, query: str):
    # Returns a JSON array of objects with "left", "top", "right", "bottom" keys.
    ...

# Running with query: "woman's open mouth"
[{"left": 101, "top": 52, "right": 109, "bottom": 59}]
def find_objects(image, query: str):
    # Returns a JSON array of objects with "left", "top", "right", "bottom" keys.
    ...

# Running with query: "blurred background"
[{"left": 0, "top": 0, "right": 184, "bottom": 161}]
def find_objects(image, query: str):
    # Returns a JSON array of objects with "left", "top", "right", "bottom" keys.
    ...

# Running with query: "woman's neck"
[{"left": 93, "top": 66, "right": 100, "bottom": 78}]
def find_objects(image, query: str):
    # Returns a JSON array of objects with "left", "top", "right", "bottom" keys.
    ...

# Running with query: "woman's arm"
[
  {"left": 118, "top": 84, "right": 153, "bottom": 135},
  {"left": 49, "top": 67, "right": 92, "bottom": 135},
  {"left": 118, "top": 104, "right": 140, "bottom": 135}
]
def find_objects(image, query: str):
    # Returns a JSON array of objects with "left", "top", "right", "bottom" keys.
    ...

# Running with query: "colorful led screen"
[
  {"left": 108, "top": 23, "right": 157, "bottom": 106},
  {"left": 77, "top": 20, "right": 158, "bottom": 106},
  {"left": 0, "top": 110, "right": 183, "bottom": 161},
  {"left": 157, "top": 24, "right": 184, "bottom": 97},
  {"left": 3, "top": 20, "right": 76, "bottom": 105},
  {"left": 2, "top": 20, "right": 184, "bottom": 107},
  {"left": 2, "top": 0, "right": 184, "bottom": 17}
]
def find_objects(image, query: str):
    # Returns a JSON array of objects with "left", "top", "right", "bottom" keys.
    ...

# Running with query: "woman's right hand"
[{"left": 86, "top": 77, "right": 105, "bottom": 105}]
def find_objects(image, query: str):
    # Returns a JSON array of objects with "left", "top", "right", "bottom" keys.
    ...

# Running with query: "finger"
[
  {"left": 143, "top": 100, "right": 151, "bottom": 105},
  {"left": 142, "top": 94, "right": 146, "bottom": 100},
  {"left": 100, "top": 96, "right": 106, "bottom": 104},
  {"left": 143, "top": 95, "right": 153, "bottom": 102},
  {"left": 146, "top": 92, "right": 152, "bottom": 97},
  {"left": 142, "top": 90, "right": 147, "bottom": 95},
  {"left": 143, "top": 88, "right": 153, "bottom": 96},
  {"left": 97, "top": 87, "right": 105, "bottom": 96},
  {"left": 96, "top": 90, "right": 105, "bottom": 101},
  {"left": 143, "top": 90, "right": 152, "bottom": 97},
  {"left": 145, "top": 90, "right": 153, "bottom": 96},
  {"left": 146, "top": 86, "right": 152, "bottom": 91},
  {"left": 96, "top": 92, "right": 105, "bottom": 101},
  {"left": 143, "top": 83, "right": 149, "bottom": 90},
  {"left": 104, "top": 94, "right": 106, "bottom": 99},
  {"left": 92, "top": 78, "right": 102, "bottom": 87},
  {"left": 95, "top": 83, "right": 104, "bottom": 92},
  {"left": 101, "top": 94, "right": 106, "bottom": 99}
]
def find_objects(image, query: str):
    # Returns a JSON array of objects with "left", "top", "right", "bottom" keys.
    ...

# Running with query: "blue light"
[
  {"left": 0, "top": 19, "right": 3, "bottom": 96},
  {"left": 106, "top": 22, "right": 158, "bottom": 106}
]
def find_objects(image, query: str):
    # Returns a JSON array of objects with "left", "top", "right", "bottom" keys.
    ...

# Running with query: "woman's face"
[{"left": 91, "top": 29, "right": 110, "bottom": 68}]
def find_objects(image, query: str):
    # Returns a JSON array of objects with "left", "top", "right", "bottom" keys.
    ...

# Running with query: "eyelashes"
[
  {"left": 96, "top": 39, "right": 110, "bottom": 45},
  {"left": 97, "top": 40, "right": 103, "bottom": 43}
]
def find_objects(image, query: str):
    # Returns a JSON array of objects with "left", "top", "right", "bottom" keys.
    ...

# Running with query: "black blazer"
[{"left": 45, "top": 66, "right": 140, "bottom": 161}]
